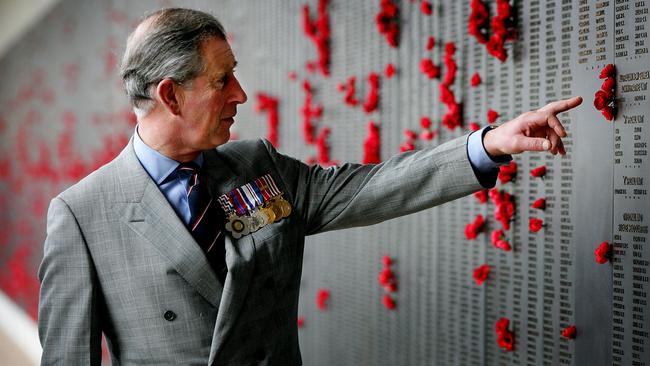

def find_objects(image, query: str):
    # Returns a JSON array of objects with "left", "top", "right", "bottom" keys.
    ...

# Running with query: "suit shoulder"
[
  {"left": 215, "top": 138, "right": 274, "bottom": 163},
  {"left": 57, "top": 155, "right": 121, "bottom": 206}
]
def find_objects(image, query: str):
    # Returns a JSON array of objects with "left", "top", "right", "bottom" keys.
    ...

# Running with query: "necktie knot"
[{"left": 177, "top": 162, "right": 201, "bottom": 197}]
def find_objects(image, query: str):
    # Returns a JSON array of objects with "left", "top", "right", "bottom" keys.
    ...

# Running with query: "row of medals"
[{"left": 228, "top": 196, "right": 292, "bottom": 235}]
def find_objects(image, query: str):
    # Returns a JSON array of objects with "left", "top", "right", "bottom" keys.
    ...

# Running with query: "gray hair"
[{"left": 120, "top": 8, "right": 226, "bottom": 118}]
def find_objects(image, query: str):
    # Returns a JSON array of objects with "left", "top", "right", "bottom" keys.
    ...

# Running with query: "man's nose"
[{"left": 231, "top": 76, "right": 247, "bottom": 105}]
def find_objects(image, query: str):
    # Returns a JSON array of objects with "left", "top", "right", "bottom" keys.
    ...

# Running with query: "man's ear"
[{"left": 155, "top": 78, "right": 183, "bottom": 116}]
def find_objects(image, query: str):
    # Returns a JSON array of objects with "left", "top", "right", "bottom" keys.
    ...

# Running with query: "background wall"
[{"left": 0, "top": 0, "right": 647, "bottom": 365}]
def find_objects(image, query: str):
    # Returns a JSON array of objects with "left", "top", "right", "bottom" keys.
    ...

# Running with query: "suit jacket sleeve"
[
  {"left": 261, "top": 134, "right": 486, "bottom": 235},
  {"left": 38, "top": 197, "right": 103, "bottom": 365}
]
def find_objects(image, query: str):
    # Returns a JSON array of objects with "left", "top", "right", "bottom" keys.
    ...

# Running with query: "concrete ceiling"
[{"left": 0, "top": 0, "right": 62, "bottom": 58}]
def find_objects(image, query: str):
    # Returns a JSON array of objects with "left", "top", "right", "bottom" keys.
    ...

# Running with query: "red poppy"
[
  {"left": 495, "top": 317, "right": 510, "bottom": 334},
  {"left": 601, "top": 77, "right": 616, "bottom": 92},
  {"left": 531, "top": 198, "right": 546, "bottom": 210},
  {"left": 530, "top": 165, "right": 546, "bottom": 178},
  {"left": 316, "top": 289, "right": 330, "bottom": 310},
  {"left": 491, "top": 229, "right": 504, "bottom": 244},
  {"left": 384, "top": 63, "right": 396, "bottom": 78},
  {"left": 595, "top": 241, "right": 611, "bottom": 264},
  {"left": 378, "top": 267, "right": 395, "bottom": 286},
  {"left": 561, "top": 325, "right": 576, "bottom": 339},
  {"left": 599, "top": 63, "right": 615, "bottom": 79},
  {"left": 497, "top": 330, "right": 515, "bottom": 351},
  {"left": 376, "top": 0, "right": 400, "bottom": 47},
  {"left": 469, "top": 122, "right": 481, "bottom": 131},
  {"left": 420, "top": 129, "right": 436, "bottom": 140},
  {"left": 385, "top": 282, "right": 398, "bottom": 293},
  {"left": 487, "top": 109, "right": 499, "bottom": 123},
  {"left": 498, "top": 161, "right": 517, "bottom": 183},
  {"left": 362, "top": 72, "right": 380, "bottom": 114},
  {"left": 420, "top": 58, "right": 440, "bottom": 79},
  {"left": 473, "top": 264, "right": 490, "bottom": 285},
  {"left": 404, "top": 129, "right": 418, "bottom": 140},
  {"left": 593, "top": 90, "right": 611, "bottom": 110},
  {"left": 382, "top": 254, "right": 392, "bottom": 267},
  {"left": 496, "top": 239, "right": 512, "bottom": 251},
  {"left": 363, "top": 121, "right": 381, "bottom": 164},
  {"left": 297, "top": 317, "right": 305, "bottom": 328},
  {"left": 601, "top": 105, "right": 616, "bottom": 121},
  {"left": 470, "top": 72, "right": 482, "bottom": 87},
  {"left": 474, "top": 189, "right": 488, "bottom": 204},
  {"left": 414, "top": 117, "right": 429, "bottom": 130},
  {"left": 399, "top": 140, "right": 415, "bottom": 152},
  {"left": 420, "top": 0, "right": 433, "bottom": 15},
  {"left": 255, "top": 93, "right": 280, "bottom": 147},
  {"left": 494, "top": 197, "right": 514, "bottom": 230},
  {"left": 465, "top": 214, "right": 486, "bottom": 240},
  {"left": 468, "top": 0, "right": 490, "bottom": 44},
  {"left": 343, "top": 76, "right": 359, "bottom": 107},
  {"left": 301, "top": 0, "right": 331, "bottom": 76},
  {"left": 486, "top": 34, "right": 508, "bottom": 62},
  {"left": 529, "top": 218, "right": 543, "bottom": 233},
  {"left": 383, "top": 294, "right": 397, "bottom": 310},
  {"left": 426, "top": 36, "right": 435, "bottom": 50}
]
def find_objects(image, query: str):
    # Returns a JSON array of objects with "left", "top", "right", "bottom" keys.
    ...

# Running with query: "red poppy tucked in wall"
[
  {"left": 362, "top": 72, "right": 381, "bottom": 114},
  {"left": 376, "top": 0, "right": 400, "bottom": 48},
  {"left": 491, "top": 229, "right": 512, "bottom": 252},
  {"left": 465, "top": 214, "right": 486, "bottom": 240},
  {"left": 468, "top": 0, "right": 490, "bottom": 44},
  {"left": 593, "top": 63, "right": 617, "bottom": 121},
  {"left": 301, "top": 0, "right": 331, "bottom": 76},
  {"left": 531, "top": 198, "right": 546, "bottom": 210},
  {"left": 487, "top": 108, "right": 499, "bottom": 123},
  {"left": 498, "top": 161, "right": 517, "bottom": 183},
  {"left": 530, "top": 165, "right": 546, "bottom": 178},
  {"left": 363, "top": 121, "right": 381, "bottom": 164},
  {"left": 316, "top": 288, "right": 330, "bottom": 310},
  {"left": 561, "top": 325, "right": 577, "bottom": 339},
  {"left": 529, "top": 218, "right": 544, "bottom": 233},
  {"left": 384, "top": 63, "right": 396, "bottom": 78},
  {"left": 595, "top": 241, "right": 611, "bottom": 264},
  {"left": 495, "top": 317, "right": 515, "bottom": 352},
  {"left": 472, "top": 264, "right": 490, "bottom": 285},
  {"left": 473, "top": 189, "right": 488, "bottom": 204},
  {"left": 470, "top": 72, "right": 482, "bottom": 87}
]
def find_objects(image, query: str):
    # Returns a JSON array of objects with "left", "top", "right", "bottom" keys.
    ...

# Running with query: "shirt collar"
[{"left": 133, "top": 125, "right": 204, "bottom": 185}]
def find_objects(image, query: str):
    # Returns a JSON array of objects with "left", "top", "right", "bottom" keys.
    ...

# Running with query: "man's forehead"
[{"left": 202, "top": 38, "right": 237, "bottom": 71}]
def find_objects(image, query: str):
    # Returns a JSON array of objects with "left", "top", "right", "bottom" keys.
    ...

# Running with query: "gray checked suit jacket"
[{"left": 38, "top": 133, "right": 487, "bottom": 365}]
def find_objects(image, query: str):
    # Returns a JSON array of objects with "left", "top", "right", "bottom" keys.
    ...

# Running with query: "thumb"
[{"left": 519, "top": 137, "right": 551, "bottom": 152}]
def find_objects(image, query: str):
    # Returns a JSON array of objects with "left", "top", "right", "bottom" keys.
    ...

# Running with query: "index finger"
[{"left": 540, "top": 96, "right": 583, "bottom": 114}]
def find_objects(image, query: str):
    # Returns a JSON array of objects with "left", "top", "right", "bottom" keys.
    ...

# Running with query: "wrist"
[{"left": 483, "top": 127, "right": 504, "bottom": 157}]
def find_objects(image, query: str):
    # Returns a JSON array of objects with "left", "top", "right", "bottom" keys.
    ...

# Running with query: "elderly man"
[{"left": 38, "top": 7, "right": 581, "bottom": 366}]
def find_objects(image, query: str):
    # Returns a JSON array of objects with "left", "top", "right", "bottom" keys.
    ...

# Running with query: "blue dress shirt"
[{"left": 133, "top": 127, "right": 204, "bottom": 225}]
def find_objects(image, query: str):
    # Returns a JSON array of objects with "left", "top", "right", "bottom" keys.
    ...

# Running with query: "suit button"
[
  {"left": 264, "top": 277, "right": 275, "bottom": 289},
  {"left": 254, "top": 348, "right": 265, "bottom": 361},
  {"left": 164, "top": 310, "right": 176, "bottom": 321}
]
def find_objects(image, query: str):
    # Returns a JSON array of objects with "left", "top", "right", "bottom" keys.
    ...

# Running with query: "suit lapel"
[
  {"left": 112, "top": 139, "right": 222, "bottom": 308},
  {"left": 203, "top": 149, "right": 257, "bottom": 365}
]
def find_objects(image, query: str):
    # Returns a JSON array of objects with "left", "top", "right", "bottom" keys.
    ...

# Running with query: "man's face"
[{"left": 177, "top": 37, "right": 247, "bottom": 151}]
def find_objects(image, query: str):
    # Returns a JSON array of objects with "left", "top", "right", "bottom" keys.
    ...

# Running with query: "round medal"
[
  {"left": 279, "top": 198, "right": 292, "bottom": 217},
  {"left": 270, "top": 201, "right": 284, "bottom": 220},
  {"left": 262, "top": 207, "right": 276, "bottom": 224}
]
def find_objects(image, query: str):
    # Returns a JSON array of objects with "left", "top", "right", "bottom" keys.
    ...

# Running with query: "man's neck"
[{"left": 137, "top": 121, "right": 200, "bottom": 163}]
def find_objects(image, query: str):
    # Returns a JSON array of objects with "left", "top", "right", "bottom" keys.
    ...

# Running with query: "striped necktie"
[{"left": 177, "top": 162, "right": 228, "bottom": 284}]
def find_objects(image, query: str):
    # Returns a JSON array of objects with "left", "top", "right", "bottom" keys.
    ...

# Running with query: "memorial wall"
[{"left": 0, "top": 0, "right": 647, "bottom": 364}]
